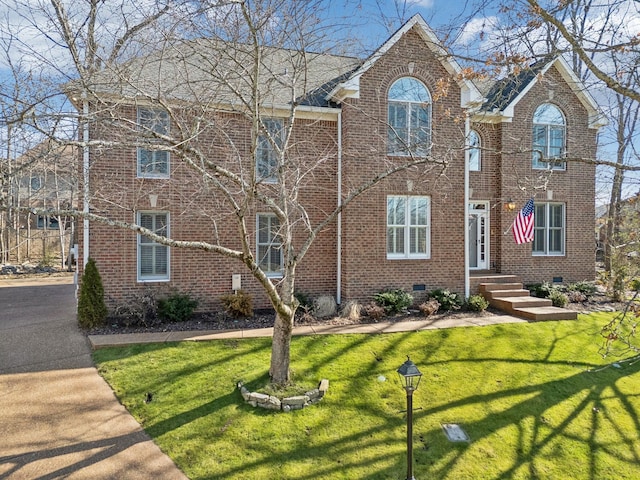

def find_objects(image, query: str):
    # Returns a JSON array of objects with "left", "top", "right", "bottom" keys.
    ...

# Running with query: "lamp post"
[{"left": 397, "top": 357, "right": 422, "bottom": 480}]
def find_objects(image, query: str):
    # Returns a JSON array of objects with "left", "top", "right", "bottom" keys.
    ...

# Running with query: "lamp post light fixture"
[{"left": 397, "top": 357, "right": 423, "bottom": 480}]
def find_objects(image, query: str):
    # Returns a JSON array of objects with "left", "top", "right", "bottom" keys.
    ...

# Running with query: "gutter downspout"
[
  {"left": 82, "top": 94, "right": 90, "bottom": 268},
  {"left": 464, "top": 113, "right": 470, "bottom": 299},
  {"left": 336, "top": 110, "right": 342, "bottom": 305}
]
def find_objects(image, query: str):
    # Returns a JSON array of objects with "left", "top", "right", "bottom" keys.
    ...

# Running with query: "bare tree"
[{"left": 0, "top": 0, "right": 460, "bottom": 385}]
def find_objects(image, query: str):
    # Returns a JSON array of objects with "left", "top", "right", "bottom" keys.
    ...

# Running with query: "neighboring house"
[
  {"left": 0, "top": 142, "right": 76, "bottom": 267},
  {"left": 70, "top": 15, "right": 604, "bottom": 312}
]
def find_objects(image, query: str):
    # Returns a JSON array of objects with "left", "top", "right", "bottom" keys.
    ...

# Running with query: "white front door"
[{"left": 469, "top": 202, "right": 489, "bottom": 270}]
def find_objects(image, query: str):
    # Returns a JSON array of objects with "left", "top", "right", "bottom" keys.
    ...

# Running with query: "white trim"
[{"left": 386, "top": 195, "right": 431, "bottom": 260}]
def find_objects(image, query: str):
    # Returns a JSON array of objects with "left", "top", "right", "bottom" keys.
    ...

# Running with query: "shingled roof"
[
  {"left": 481, "top": 60, "right": 549, "bottom": 113},
  {"left": 73, "top": 39, "right": 361, "bottom": 110}
]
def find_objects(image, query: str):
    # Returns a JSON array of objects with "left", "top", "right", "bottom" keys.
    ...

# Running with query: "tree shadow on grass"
[{"left": 413, "top": 357, "right": 640, "bottom": 479}]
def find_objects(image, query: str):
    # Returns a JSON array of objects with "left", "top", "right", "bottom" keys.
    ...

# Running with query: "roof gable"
[
  {"left": 327, "top": 14, "right": 484, "bottom": 108},
  {"left": 478, "top": 56, "right": 606, "bottom": 128}
]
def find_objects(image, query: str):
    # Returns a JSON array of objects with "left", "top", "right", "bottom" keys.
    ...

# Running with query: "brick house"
[{"left": 71, "top": 15, "right": 604, "bottom": 313}]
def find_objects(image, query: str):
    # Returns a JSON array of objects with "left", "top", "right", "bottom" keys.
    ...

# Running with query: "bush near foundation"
[{"left": 77, "top": 258, "right": 108, "bottom": 329}]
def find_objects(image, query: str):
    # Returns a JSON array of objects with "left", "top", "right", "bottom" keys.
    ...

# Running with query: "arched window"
[
  {"left": 388, "top": 77, "right": 431, "bottom": 156},
  {"left": 532, "top": 103, "right": 565, "bottom": 170},
  {"left": 469, "top": 130, "right": 481, "bottom": 171}
]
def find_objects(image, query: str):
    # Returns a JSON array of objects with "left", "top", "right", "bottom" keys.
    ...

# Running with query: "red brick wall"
[
  {"left": 78, "top": 104, "right": 339, "bottom": 312},
  {"left": 78, "top": 32, "right": 598, "bottom": 315},
  {"left": 340, "top": 28, "right": 467, "bottom": 304},
  {"left": 496, "top": 65, "right": 597, "bottom": 284}
]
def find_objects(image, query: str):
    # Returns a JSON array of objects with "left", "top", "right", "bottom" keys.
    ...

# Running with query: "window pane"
[
  {"left": 409, "top": 197, "right": 427, "bottom": 225},
  {"left": 140, "top": 245, "right": 154, "bottom": 274},
  {"left": 389, "top": 78, "right": 430, "bottom": 103},
  {"left": 387, "top": 227, "right": 405, "bottom": 254},
  {"left": 387, "top": 197, "right": 405, "bottom": 225},
  {"left": 534, "top": 205, "right": 545, "bottom": 227},
  {"left": 533, "top": 104, "right": 564, "bottom": 125},
  {"left": 549, "top": 229, "right": 562, "bottom": 253},
  {"left": 257, "top": 119, "right": 282, "bottom": 181},
  {"left": 550, "top": 205, "right": 563, "bottom": 227},
  {"left": 410, "top": 227, "right": 427, "bottom": 254},
  {"left": 469, "top": 131, "right": 480, "bottom": 171}
]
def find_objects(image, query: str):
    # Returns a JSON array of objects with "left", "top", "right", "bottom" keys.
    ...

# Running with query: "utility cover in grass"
[{"left": 441, "top": 423, "right": 470, "bottom": 442}]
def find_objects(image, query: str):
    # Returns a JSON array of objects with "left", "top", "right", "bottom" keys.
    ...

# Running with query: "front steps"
[{"left": 477, "top": 276, "right": 578, "bottom": 321}]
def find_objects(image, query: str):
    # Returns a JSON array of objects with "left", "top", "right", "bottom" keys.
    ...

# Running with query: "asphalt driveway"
[{"left": 0, "top": 275, "right": 188, "bottom": 479}]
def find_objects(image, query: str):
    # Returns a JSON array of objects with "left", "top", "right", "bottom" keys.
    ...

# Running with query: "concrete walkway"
[
  {"left": 88, "top": 304, "right": 527, "bottom": 349},
  {"left": 0, "top": 275, "right": 187, "bottom": 480}
]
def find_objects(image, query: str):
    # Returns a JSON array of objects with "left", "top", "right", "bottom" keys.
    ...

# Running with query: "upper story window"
[
  {"left": 469, "top": 130, "right": 481, "bottom": 171},
  {"left": 387, "top": 195, "right": 430, "bottom": 259},
  {"left": 532, "top": 103, "right": 565, "bottom": 170},
  {"left": 257, "top": 213, "right": 283, "bottom": 276},
  {"left": 137, "top": 107, "right": 170, "bottom": 178},
  {"left": 137, "top": 211, "right": 170, "bottom": 281},
  {"left": 256, "top": 118, "right": 284, "bottom": 183},
  {"left": 388, "top": 77, "right": 431, "bottom": 156}
]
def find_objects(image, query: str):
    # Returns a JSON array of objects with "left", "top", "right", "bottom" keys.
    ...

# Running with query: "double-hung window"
[
  {"left": 256, "top": 118, "right": 283, "bottom": 182},
  {"left": 387, "top": 195, "right": 430, "bottom": 259},
  {"left": 388, "top": 77, "right": 431, "bottom": 156},
  {"left": 532, "top": 103, "right": 565, "bottom": 170},
  {"left": 137, "top": 211, "right": 170, "bottom": 281},
  {"left": 137, "top": 107, "right": 170, "bottom": 178},
  {"left": 257, "top": 214, "right": 282, "bottom": 275},
  {"left": 533, "top": 202, "right": 565, "bottom": 256}
]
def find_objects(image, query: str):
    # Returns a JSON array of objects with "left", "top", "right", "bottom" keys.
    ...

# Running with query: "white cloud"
[{"left": 455, "top": 15, "right": 500, "bottom": 47}]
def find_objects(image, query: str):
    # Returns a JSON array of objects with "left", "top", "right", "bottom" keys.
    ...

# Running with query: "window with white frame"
[
  {"left": 137, "top": 211, "right": 169, "bottom": 281},
  {"left": 533, "top": 202, "right": 565, "bottom": 255},
  {"left": 469, "top": 130, "right": 481, "bottom": 171},
  {"left": 137, "top": 107, "right": 170, "bottom": 178},
  {"left": 532, "top": 103, "right": 566, "bottom": 170},
  {"left": 387, "top": 195, "right": 430, "bottom": 259},
  {"left": 256, "top": 118, "right": 283, "bottom": 182},
  {"left": 388, "top": 77, "right": 431, "bottom": 156},
  {"left": 257, "top": 214, "right": 282, "bottom": 275}
]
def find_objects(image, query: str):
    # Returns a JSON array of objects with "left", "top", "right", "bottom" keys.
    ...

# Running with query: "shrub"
[
  {"left": 158, "top": 292, "right": 199, "bottom": 322},
  {"left": 294, "top": 291, "right": 313, "bottom": 314},
  {"left": 428, "top": 288, "right": 462, "bottom": 311},
  {"left": 113, "top": 290, "right": 158, "bottom": 327},
  {"left": 77, "top": 258, "right": 108, "bottom": 329},
  {"left": 630, "top": 278, "right": 640, "bottom": 292},
  {"left": 220, "top": 290, "right": 253, "bottom": 318},
  {"left": 567, "top": 290, "right": 587, "bottom": 303},
  {"left": 418, "top": 299, "right": 440, "bottom": 316},
  {"left": 466, "top": 294, "right": 489, "bottom": 312},
  {"left": 527, "top": 282, "right": 554, "bottom": 298},
  {"left": 363, "top": 303, "right": 386, "bottom": 320},
  {"left": 549, "top": 289, "right": 569, "bottom": 308},
  {"left": 373, "top": 289, "right": 413, "bottom": 314},
  {"left": 567, "top": 281, "right": 597, "bottom": 297}
]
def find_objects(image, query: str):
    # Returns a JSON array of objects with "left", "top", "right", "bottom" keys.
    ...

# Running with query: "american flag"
[{"left": 513, "top": 198, "right": 535, "bottom": 244}]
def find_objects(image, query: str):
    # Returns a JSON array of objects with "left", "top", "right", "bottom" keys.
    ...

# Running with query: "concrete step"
[
  {"left": 514, "top": 306, "right": 578, "bottom": 321},
  {"left": 490, "top": 296, "right": 552, "bottom": 311},
  {"left": 483, "top": 289, "right": 530, "bottom": 300},
  {"left": 479, "top": 282, "right": 524, "bottom": 293}
]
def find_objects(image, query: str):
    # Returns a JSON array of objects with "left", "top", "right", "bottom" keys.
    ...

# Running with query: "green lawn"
[{"left": 93, "top": 313, "right": 640, "bottom": 480}]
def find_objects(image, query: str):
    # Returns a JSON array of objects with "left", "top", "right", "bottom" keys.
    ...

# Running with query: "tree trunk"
[{"left": 269, "top": 309, "right": 295, "bottom": 385}]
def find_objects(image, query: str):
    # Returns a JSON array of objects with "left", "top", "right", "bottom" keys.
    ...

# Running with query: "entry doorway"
[{"left": 469, "top": 202, "right": 489, "bottom": 270}]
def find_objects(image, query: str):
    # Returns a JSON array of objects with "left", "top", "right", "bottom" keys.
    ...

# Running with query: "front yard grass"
[{"left": 93, "top": 312, "right": 640, "bottom": 480}]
